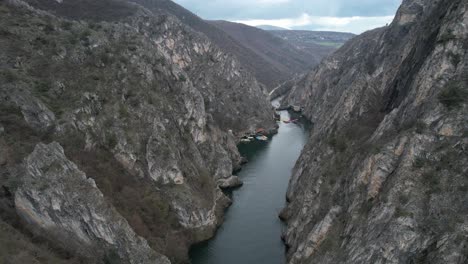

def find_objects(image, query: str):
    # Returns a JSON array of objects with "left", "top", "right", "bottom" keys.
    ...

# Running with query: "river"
[{"left": 189, "top": 103, "right": 310, "bottom": 264}]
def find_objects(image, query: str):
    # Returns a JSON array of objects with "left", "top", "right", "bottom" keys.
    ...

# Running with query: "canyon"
[{"left": 0, "top": 0, "right": 467, "bottom": 264}]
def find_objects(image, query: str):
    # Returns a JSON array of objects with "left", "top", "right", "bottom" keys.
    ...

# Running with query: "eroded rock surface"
[
  {"left": 282, "top": 0, "right": 468, "bottom": 263},
  {"left": 0, "top": 0, "right": 273, "bottom": 263},
  {"left": 16, "top": 142, "right": 170, "bottom": 264}
]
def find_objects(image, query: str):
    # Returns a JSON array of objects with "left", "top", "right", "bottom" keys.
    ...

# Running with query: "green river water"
[{"left": 190, "top": 103, "right": 310, "bottom": 264}]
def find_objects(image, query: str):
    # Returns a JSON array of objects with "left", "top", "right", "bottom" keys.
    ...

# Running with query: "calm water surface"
[{"left": 190, "top": 105, "right": 309, "bottom": 264}]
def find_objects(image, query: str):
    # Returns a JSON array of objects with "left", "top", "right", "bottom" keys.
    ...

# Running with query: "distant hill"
[
  {"left": 256, "top": 25, "right": 289, "bottom": 31},
  {"left": 123, "top": 0, "right": 294, "bottom": 89},
  {"left": 270, "top": 30, "right": 355, "bottom": 50},
  {"left": 122, "top": 1, "right": 346, "bottom": 90},
  {"left": 207, "top": 20, "right": 328, "bottom": 89}
]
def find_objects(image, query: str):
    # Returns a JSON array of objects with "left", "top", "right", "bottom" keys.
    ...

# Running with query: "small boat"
[
  {"left": 256, "top": 135, "right": 268, "bottom": 141},
  {"left": 283, "top": 120, "right": 291, "bottom": 124},
  {"left": 291, "top": 119, "right": 299, "bottom": 123},
  {"left": 240, "top": 136, "right": 252, "bottom": 143}
]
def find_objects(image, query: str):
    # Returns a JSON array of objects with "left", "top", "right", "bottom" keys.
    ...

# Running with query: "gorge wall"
[
  {"left": 281, "top": 0, "right": 468, "bottom": 263},
  {"left": 0, "top": 0, "right": 274, "bottom": 263}
]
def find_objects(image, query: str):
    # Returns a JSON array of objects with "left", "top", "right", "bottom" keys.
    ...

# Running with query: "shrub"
[
  {"left": 415, "top": 121, "right": 426, "bottom": 134},
  {"left": 127, "top": 45, "right": 138, "bottom": 52},
  {"left": 424, "top": 171, "right": 441, "bottom": 193},
  {"left": 103, "top": 249, "right": 121, "bottom": 264},
  {"left": 35, "top": 80, "right": 51, "bottom": 94},
  {"left": 438, "top": 30, "right": 456, "bottom": 44},
  {"left": 398, "top": 193, "right": 410, "bottom": 205},
  {"left": 413, "top": 155, "right": 427, "bottom": 169},
  {"left": 178, "top": 74, "right": 187, "bottom": 82},
  {"left": 67, "top": 34, "right": 78, "bottom": 45},
  {"left": 198, "top": 168, "right": 213, "bottom": 190},
  {"left": 449, "top": 52, "right": 461, "bottom": 66},
  {"left": 119, "top": 104, "right": 130, "bottom": 119},
  {"left": 438, "top": 81, "right": 467, "bottom": 109},
  {"left": 80, "top": 29, "right": 91, "bottom": 40},
  {"left": 1, "top": 69, "right": 20, "bottom": 83},
  {"left": 61, "top": 21, "right": 73, "bottom": 30},
  {"left": 89, "top": 22, "right": 102, "bottom": 30},
  {"left": 43, "top": 22, "right": 55, "bottom": 34},
  {"left": 100, "top": 52, "right": 114, "bottom": 65},
  {"left": 463, "top": 129, "right": 468, "bottom": 138},
  {"left": 395, "top": 206, "right": 413, "bottom": 218},
  {"left": 327, "top": 135, "right": 347, "bottom": 152},
  {"left": 437, "top": 149, "right": 462, "bottom": 173},
  {"left": 105, "top": 134, "right": 118, "bottom": 149}
]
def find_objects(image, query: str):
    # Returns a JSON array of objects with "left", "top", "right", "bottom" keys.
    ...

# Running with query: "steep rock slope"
[
  {"left": 282, "top": 0, "right": 468, "bottom": 263},
  {"left": 128, "top": 0, "right": 314, "bottom": 89},
  {"left": 0, "top": 0, "right": 273, "bottom": 263},
  {"left": 207, "top": 20, "right": 324, "bottom": 84}
]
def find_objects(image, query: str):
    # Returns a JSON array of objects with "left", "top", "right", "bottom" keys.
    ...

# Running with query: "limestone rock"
[
  {"left": 282, "top": 0, "right": 468, "bottom": 263},
  {"left": 218, "top": 175, "right": 243, "bottom": 189},
  {"left": 1, "top": 0, "right": 274, "bottom": 262},
  {"left": 15, "top": 142, "right": 170, "bottom": 264}
]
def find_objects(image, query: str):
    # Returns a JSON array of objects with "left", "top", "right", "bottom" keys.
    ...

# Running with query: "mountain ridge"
[
  {"left": 0, "top": 0, "right": 275, "bottom": 263},
  {"left": 280, "top": 0, "right": 468, "bottom": 263}
]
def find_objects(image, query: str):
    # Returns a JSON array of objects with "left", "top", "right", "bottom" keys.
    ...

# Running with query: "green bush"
[
  {"left": 438, "top": 30, "right": 456, "bottom": 44},
  {"left": 395, "top": 206, "right": 413, "bottom": 218},
  {"left": 67, "top": 34, "right": 79, "bottom": 45},
  {"left": 61, "top": 21, "right": 73, "bottom": 30},
  {"left": 424, "top": 171, "right": 441, "bottom": 193},
  {"left": 103, "top": 249, "right": 121, "bottom": 264},
  {"left": 35, "top": 80, "right": 51, "bottom": 94},
  {"left": 1, "top": 69, "right": 20, "bottom": 83},
  {"left": 415, "top": 121, "right": 426, "bottom": 134},
  {"left": 43, "top": 22, "right": 55, "bottom": 34},
  {"left": 80, "top": 29, "right": 91, "bottom": 41},
  {"left": 178, "top": 74, "right": 187, "bottom": 82},
  {"left": 398, "top": 193, "right": 410, "bottom": 205},
  {"left": 105, "top": 134, "right": 118, "bottom": 149},
  {"left": 413, "top": 155, "right": 427, "bottom": 169},
  {"left": 438, "top": 81, "right": 467, "bottom": 109},
  {"left": 463, "top": 129, "right": 468, "bottom": 138},
  {"left": 119, "top": 104, "right": 130, "bottom": 119},
  {"left": 449, "top": 52, "right": 461, "bottom": 66},
  {"left": 327, "top": 135, "right": 347, "bottom": 152}
]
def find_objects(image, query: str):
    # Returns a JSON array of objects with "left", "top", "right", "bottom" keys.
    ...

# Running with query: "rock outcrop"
[
  {"left": 16, "top": 142, "right": 170, "bottom": 264},
  {"left": 0, "top": 0, "right": 273, "bottom": 263},
  {"left": 282, "top": 0, "right": 468, "bottom": 263},
  {"left": 129, "top": 0, "right": 316, "bottom": 89}
]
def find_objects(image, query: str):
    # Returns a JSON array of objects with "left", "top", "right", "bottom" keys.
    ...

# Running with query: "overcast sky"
[{"left": 172, "top": 0, "right": 402, "bottom": 34}]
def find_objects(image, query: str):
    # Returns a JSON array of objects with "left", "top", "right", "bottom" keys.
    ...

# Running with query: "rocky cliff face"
[
  {"left": 207, "top": 20, "right": 332, "bottom": 89},
  {"left": 0, "top": 0, "right": 273, "bottom": 263},
  {"left": 282, "top": 0, "right": 468, "bottom": 263},
  {"left": 126, "top": 0, "right": 297, "bottom": 89}
]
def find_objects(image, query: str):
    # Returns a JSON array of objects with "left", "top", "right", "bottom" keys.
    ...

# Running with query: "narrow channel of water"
[{"left": 190, "top": 103, "right": 310, "bottom": 264}]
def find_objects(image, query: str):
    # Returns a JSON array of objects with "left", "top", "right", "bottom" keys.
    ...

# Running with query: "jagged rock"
[
  {"left": 3, "top": 85, "right": 56, "bottom": 133},
  {"left": 15, "top": 142, "right": 170, "bottom": 264},
  {"left": 282, "top": 0, "right": 468, "bottom": 263},
  {"left": 217, "top": 175, "right": 243, "bottom": 189},
  {"left": 0, "top": 0, "right": 274, "bottom": 262},
  {"left": 240, "top": 156, "right": 249, "bottom": 165}
]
